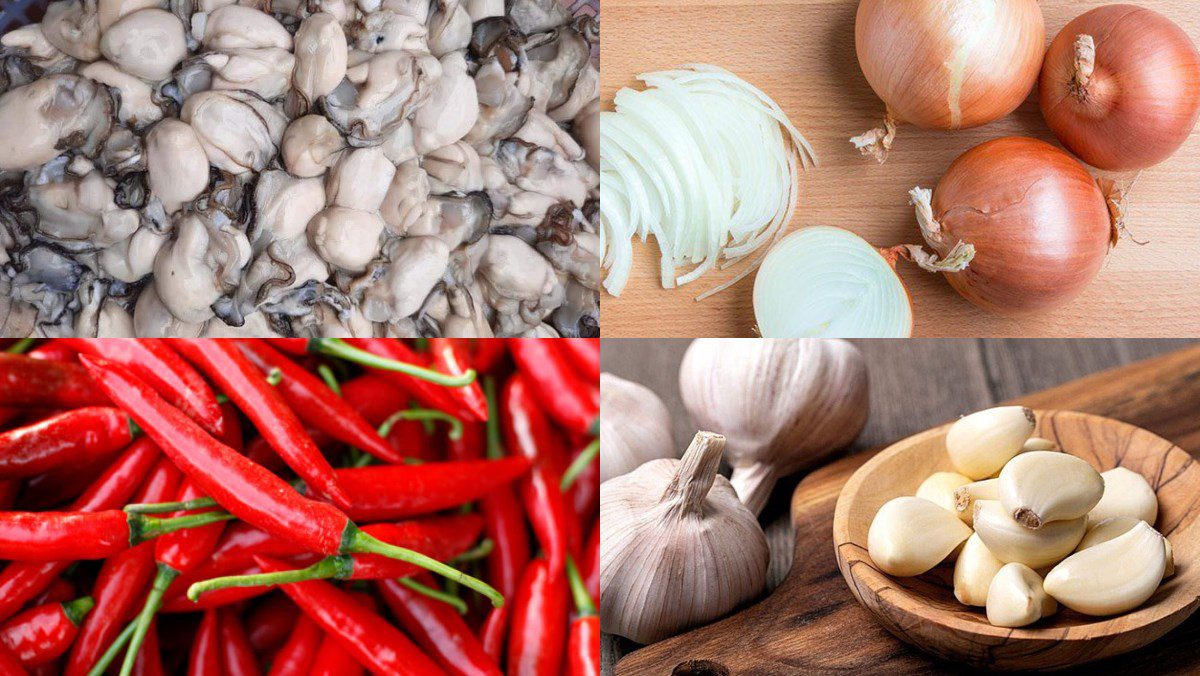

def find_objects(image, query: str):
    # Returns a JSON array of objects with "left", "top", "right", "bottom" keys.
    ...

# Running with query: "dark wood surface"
[{"left": 600, "top": 339, "right": 1198, "bottom": 674}]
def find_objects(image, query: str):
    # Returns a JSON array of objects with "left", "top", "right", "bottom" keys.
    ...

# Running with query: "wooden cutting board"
[
  {"left": 614, "top": 344, "right": 1200, "bottom": 674},
  {"left": 601, "top": 0, "right": 1200, "bottom": 338}
]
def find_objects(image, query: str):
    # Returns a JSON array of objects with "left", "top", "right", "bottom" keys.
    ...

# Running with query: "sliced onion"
[
  {"left": 754, "top": 226, "right": 913, "bottom": 338},
  {"left": 600, "top": 64, "right": 815, "bottom": 298}
]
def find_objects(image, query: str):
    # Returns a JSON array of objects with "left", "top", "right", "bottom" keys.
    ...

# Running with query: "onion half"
[
  {"left": 600, "top": 64, "right": 816, "bottom": 299},
  {"left": 852, "top": 0, "right": 1045, "bottom": 162},
  {"left": 907, "top": 137, "right": 1118, "bottom": 315},
  {"left": 1039, "top": 5, "right": 1200, "bottom": 171},
  {"left": 754, "top": 226, "right": 913, "bottom": 338}
]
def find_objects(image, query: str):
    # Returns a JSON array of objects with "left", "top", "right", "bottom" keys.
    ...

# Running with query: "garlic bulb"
[
  {"left": 954, "top": 534, "right": 1005, "bottom": 607},
  {"left": 867, "top": 496, "right": 972, "bottom": 577},
  {"left": 999, "top": 451, "right": 1103, "bottom": 529},
  {"left": 946, "top": 406, "right": 1036, "bottom": 479},
  {"left": 973, "top": 500, "right": 1086, "bottom": 569},
  {"left": 1044, "top": 521, "right": 1166, "bottom": 616},
  {"left": 679, "top": 339, "right": 868, "bottom": 515},
  {"left": 1089, "top": 467, "right": 1159, "bottom": 526},
  {"left": 986, "top": 563, "right": 1057, "bottom": 628},
  {"left": 600, "top": 431, "right": 769, "bottom": 644},
  {"left": 599, "top": 373, "right": 675, "bottom": 484},
  {"left": 916, "top": 471, "right": 972, "bottom": 513}
]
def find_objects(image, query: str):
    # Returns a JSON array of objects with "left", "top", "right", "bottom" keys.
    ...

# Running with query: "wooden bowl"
[{"left": 833, "top": 409, "right": 1200, "bottom": 671}]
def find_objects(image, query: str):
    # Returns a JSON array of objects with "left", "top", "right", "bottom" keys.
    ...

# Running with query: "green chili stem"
[
  {"left": 119, "top": 565, "right": 178, "bottom": 676},
  {"left": 561, "top": 438, "right": 600, "bottom": 490},
  {"left": 6, "top": 338, "right": 35, "bottom": 354},
  {"left": 317, "top": 364, "right": 341, "bottom": 395},
  {"left": 88, "top": 620, "right": 136, "bottom": 676},
  {"left": 130, "top": 510, "right": 235, "bottom": 545},
  {"left": 187, "top": 556, "right": 352, "bottom": 601},
  {"left": 125, "top": 497, "right": 219, "bottom": 514},
  {"left": 314, "top": 339, "right": 475, "bottom": 388},
  {"left": 62, "top": 596, "right": 95, "bottom": 626},
  {"left": 450, "top": 539, "right": 494, "bottom": 564},
  {"left": 400, "top": 577, "right": 467, "bottom": 614},
  {"left": 566, "top": 557, "right": 596, "bottom": 616},
  {"left": 378, "top": 408, "right": 463, "bottom": 441},
  {"left": 348, "top": 530, "right": 503, "bottom": 608},
  {"left": 484, "top": 377, "right": 504, "bottom": 460}
]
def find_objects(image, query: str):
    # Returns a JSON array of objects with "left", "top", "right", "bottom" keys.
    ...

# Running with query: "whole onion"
[
  {"left": 907, "top": 137, "right": 1118, "bottom": 315},
  {"left": 599, "top": 373, "right": 675, "bottom": 484},
  {"left": 1040, "top": 5, "right": 1200, "bottom": 171},
  {"left": 679, "top": 339, "right": 868, "bottom": 516},
  {"left": 852, "top": 0, "right": 1045, "bottom": 162}
]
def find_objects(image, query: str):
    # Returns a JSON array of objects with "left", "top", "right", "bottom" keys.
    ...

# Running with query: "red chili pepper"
[
  {"left": 0, "top": 641, "right": 28, "bottom": 675},
  {"left": 247, "top": 594, "right": 297, "bottom": 654},
  {"left": 61, "top": 339, "right": 225, "bottom": 436},
  {"left": 0, "top": 508, "right": 232, "bottom": 561},
  {"left": 0, "top": 407, "right": 135, "bottom": 479},
  {"left": 447, "top": 422, "right": 485, "bottom": 461},
  {"left": 0, "top": 354, "right": 109, "bottom": 408},
  {"left": 0, "top": 597, "right": 95, "bottom": 667},
  {"left": 344, "top": 339, "right": 478, "bottom": 421},
  {"left": 187, "top": 515, "right": 484, "bottom": 598},
  {"left": 564, "top": 438, "right": 600, "bottom": 535},
  {"left": 82, "top": 356, "right": 501, "bottom": 606},
  {"left": 581, "top": 520, "right": 599, "bottom": 603},
  {"left": 557, "top": 339, "right": 600, "bottom": 382},
  {"left": 188, "top": 610, "right": 222, "bottom": 676},
  {"left": 132, "top": 621, "right": 163, "bottom": 676},
  {"left": 427, "top": 339, "right": 489, "bottom": 421},
  {"left": 253, "top": 555, "right": 445, "bottom": 676},
  {"left": 30, "top": 578, "right": 75, "bottom": 608},
  {"left": 63, "top": 459, "right": 181, "bottom": 676},
  {"left": 267, "top": 614, "right": 321, "bottom": 676},
  {"left": 219, "top": 607, "right": 263, "bottom": 676},
  {"left": 338, "top": 375, "right": 411, "bottom": 427},
  {"left": 238, "top": 341, "right": 405, "bottom": 465},
  {"left": 566, "top": 560, "right": 599, "bottom": 676},
  {"left": 0, "top": 437, "right": 158, "bottom": 623},
  {"left": 507, "top": 339, "right": 599, "bottom": 437},
  {"left": 309, "top": 633, "right": 364, "bottom": 676},
  {"left": 264, "top": 339, "right": 309, "bottom": 356},
  {"left": 0, "top": 480, "right": 18, "bottom": 510},
  {"left": 502, "top": 374, "right": 572, "bottom": 577},
  {"left": 507, "top": 559, "right": 568, "bottom": 676},
  {"left": 377, "top": 576, "right": 501, "bottom": 676},
  {"left": 25, "top": 340, "right": 78, "bottom": 363},
  {"left": 328, "top": 459, "right": 530, "bottom": 522},
  {"left": 170, "top": 339, "right": 350, "bottom": 509}
]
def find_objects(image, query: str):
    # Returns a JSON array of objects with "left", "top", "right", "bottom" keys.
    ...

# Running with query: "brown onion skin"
[
  {"left": 929, "top": 137, "right": 1113, "bottom": 315},
  {"left": 855, "top": 0, "right": 1044, "bottom": 130},
  {"left": 1040, "top": 5, "right": 1200, "bottom": 171}
]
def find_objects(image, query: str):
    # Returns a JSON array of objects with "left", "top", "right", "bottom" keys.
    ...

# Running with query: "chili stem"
[
  {"left": 119, "top": 565, "right": 178, "bottom": 676},
  {"left": 566, "top": 558, "right": 596, "bottom": 615},
  {"left": 561, "top": 438, "right": 600, "bottom": 490},
  {"left": 317, "top": 364, "right": 341, "bottom": 395},
  {"left": 379, "top": 409, "right": 463, "bottom": 441},
  {"left": 450, "top": 538, "right": 495, "bottom": 564},
  {"left": 313, "top": 339, "right": 476, "bottom": 388},
  {"left": 484, "top": 377, "right": 503, "bottom": 460},
  {"left": 125, "top": 497, "right": 218, "bottom": 514},
  {"left": 399, "top": 577, "right": 467, "bottom": 614},
  {"left": 187, "top": 556, "right": 354, "bottom": 600},
  {"left": 347, "top": 530, "right": 503, "bottom": 607},
  {"left": 87, "top": 620, "right": 136, "bottom": 676},
  {"left": 5, "top": 338, "right": 35, "bottom": 354},
  {"left": 129, "top": 510, "right": 235, "bottom": 544}
]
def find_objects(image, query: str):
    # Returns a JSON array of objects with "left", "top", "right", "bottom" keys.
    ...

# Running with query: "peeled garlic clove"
[
  {"left": 954, "top": 534, "right": 1005, "bottom": 607},
  {"left": 1077, "top": 516, "right": 1174, "bottom": 580},
  {"left": 868, "top": 496, "right": 972, "bottom": 577},
  {"left": 915, "top": 472, "right": 973, "bottom": 513},
  {"left": 946, "top": 407, "right": 1036, "bottom": 480},
  {"left": 999, "top": 451, "right": 1103, "bottom": 529},
  {"left": 1021, "top": 437, "right": 1058, "bottom": 452},
  {"left": 1044, "top": 521, "right": 1166, "bottom": 616},
  {"left": 1089, "top": 467, "right": 1159, "bottom": 526},
  {"left": 953, "top": 478, "right": 999, "bottom": 526},
  {"left": 973, "top": 500, "right": 1086, "bottom": 569},
  {"left": 986, "top": 563, "right": 1057, "bottom": 628}
]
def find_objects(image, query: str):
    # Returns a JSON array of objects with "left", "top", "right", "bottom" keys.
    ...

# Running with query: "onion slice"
[
  {"left": 754, "top": 226, "right": 914, "bottom": 338},
  {"left": 600, "top": 64, "right": 815, "bottom": 298}
]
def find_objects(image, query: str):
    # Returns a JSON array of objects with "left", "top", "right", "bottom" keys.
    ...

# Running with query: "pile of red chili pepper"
[{"left": 0, "top": 337, "right": 600, "bottom": 676}]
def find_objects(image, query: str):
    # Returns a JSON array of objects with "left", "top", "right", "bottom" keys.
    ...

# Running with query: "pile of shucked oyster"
[{"left": 0, "top": 0, "right": 599, "bottom": 337}]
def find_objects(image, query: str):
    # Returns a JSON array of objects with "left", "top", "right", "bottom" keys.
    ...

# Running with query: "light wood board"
[{"left": 601, "top": 0, "right": 1200, "bottom": 338}]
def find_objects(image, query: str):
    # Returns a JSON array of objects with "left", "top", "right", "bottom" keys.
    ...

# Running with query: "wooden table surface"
[
  {"left": 600, "top": 338, "right": 1199, "bottom": 674},
  {"left": 601, "top": 0, "right": 1200, "bottom": 338}
]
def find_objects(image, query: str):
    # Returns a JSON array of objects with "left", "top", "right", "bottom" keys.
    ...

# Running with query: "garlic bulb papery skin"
[
  {"left": 867, "top": 496, "right": 972, "bottom": 577},
  {"left": 916, "top": 472, "right": 973, "bottom": 513},
  {"left": 599, "top": 373, "right": 675, "bottom": 484},
  {"left": 973, "top": 500, "right": 1086, "bottom": 569},
  {"left": 945, "top": 406, "right": 1036, "bottom": 480},
  {"left": 1044, "top": 521, "right": 1166, "bottom": 616},
  {"left": 679, "top": 339, "right": 868, "bottom": 516},
  {"left": 1088, "top": 467, "right": 1159, "bottom": 526},
  {"left": 986, "top": 563, "right": 1057, "bottom": 628},
  {"left": 599, "top": 432, "right": 769, "bottom": 644},
  {"left": 999, "top": 451, "right": 1104, "bottom": 529},
  {"left": 1078, "top": 516, "right": 1174, "bottom": 579},
  {"left": 953, "top": 478, "right": 999, "bottom": 526},
  {"left": 954, "top": 534, "right": 1005, "bottom": 607}
]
